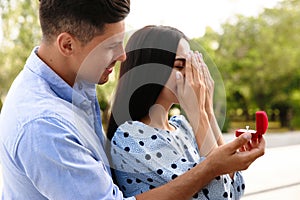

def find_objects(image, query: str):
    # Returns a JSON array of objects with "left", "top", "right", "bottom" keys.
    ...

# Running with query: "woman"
[{"left": 107, "top": 25, "right": 245, "bottom": 199}]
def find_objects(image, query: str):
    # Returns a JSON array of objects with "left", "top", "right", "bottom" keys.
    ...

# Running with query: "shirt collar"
[{"left": 25, "top": 47, "right": 97, "bottom": 108}]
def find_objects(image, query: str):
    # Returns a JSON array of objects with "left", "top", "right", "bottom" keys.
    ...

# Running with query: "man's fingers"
[
  {"left": 238, "top": 136, "right": 266, "bottom": 162},
  {"left": 229, "top": 132, "right": 252, "bottom": 152},
  {"left": 239, "top": 146, "right": 246, "bottom": 152},
  {"left": 247, "top": 137, "right": 266, "bottom": 159}
]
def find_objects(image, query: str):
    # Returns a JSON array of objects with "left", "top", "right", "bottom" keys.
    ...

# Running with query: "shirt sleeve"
[{"left": 16, "top": 116, "right": 135, "bottom": 200}]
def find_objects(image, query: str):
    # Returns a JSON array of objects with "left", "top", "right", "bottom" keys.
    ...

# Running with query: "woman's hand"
[
  {"left": 176, "top": 51, "right": 217, "bottom": 156},
  {"left": 196, "top": 52, "right": 214, "bottom": 115},
  {"left": 175, "top": 52, "right": 206, "bottom": 130},
  {"left": 175, "top": 52, "right": 206, "bottom": 118},
  {"left": 195, "top": 52, "right": 225, "bottom": 146}
]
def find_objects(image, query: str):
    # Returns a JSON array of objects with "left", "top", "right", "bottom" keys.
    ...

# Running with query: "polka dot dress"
[{"left": 111, "top": 115, "right": 245, "bottom": 199}]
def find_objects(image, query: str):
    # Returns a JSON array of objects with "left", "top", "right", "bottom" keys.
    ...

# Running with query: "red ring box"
[{"left": 235, "top": 111, "right": 268, "bottom": 139}]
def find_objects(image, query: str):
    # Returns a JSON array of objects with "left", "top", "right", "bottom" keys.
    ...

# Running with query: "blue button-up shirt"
[{"left": 0, "top": 47, "right": 135, "bottom": 200}]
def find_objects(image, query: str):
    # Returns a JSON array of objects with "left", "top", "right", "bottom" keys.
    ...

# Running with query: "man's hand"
[
  {"left": 205, "top": 132, "right": 266, "bottom": 176},
  {"left": 136, "top": 132, "right": 265, "bottom": 200}
]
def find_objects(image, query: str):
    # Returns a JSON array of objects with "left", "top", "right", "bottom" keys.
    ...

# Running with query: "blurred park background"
[{"left": 1, "top": 0, "right": 300, "bottom": 134}]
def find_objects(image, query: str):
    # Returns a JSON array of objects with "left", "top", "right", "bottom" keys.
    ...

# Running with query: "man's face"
[{"left": 75, "top": 20, "right": 126, "bottom": 85}]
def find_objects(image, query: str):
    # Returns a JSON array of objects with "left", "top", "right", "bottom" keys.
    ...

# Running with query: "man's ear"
[{"left": 56, "top": 32, "right": 76, "bottom": 56}]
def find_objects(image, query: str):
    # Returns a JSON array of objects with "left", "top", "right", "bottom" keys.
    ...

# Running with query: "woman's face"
[{"left": 163, "top": 38, "right": 190, "bottom": 103}]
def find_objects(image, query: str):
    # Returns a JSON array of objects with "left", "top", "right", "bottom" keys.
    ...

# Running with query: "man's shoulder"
[
  {"left": 3, "top": 76, "right": 71, "bottom": 121},
  {"left": 0, "top": 71, "right": 75, "bottom": 140}
]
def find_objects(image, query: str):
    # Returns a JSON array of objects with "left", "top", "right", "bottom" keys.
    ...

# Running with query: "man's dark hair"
[{"left": 39, "top": 0, "right": 130, "bottom": 44}]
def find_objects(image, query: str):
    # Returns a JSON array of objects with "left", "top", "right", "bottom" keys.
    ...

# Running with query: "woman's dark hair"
[
  {"left": 39, "top": 0, "right": 130, "bottom": 44},
  {"left": 107, "top": 25, "right": 188, "bottom": 140}
]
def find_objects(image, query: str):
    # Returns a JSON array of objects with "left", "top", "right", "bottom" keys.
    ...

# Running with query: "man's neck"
[{"left": 37, "top": 43, "right": 76, "bottom": 86}]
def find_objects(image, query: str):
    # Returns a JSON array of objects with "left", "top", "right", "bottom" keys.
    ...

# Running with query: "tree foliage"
[
  {"left": 192, "top": 0, "right": 300, "bottom": 129},
  {"left": 0, "top": 0, "right": 41, "bottom": 99}
]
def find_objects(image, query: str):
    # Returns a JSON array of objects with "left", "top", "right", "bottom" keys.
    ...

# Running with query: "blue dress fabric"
[{"left": 111, "top": 115, "right": 245, "bottom": 199}]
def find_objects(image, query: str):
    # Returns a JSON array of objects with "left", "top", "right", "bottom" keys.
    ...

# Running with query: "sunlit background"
[
  {"left": 0, "top": 0, "right": 282, "bottom": 44},
  {"left": 126, "top": 0, "right": 282, "bottom": 38}
]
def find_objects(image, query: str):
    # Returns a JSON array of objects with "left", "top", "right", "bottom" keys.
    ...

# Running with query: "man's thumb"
[{"left": 231, "top": 132, "right": 252, "bottom": 150}]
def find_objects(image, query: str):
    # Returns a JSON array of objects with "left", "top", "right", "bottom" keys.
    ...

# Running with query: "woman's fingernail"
[{"left": 176, "top": 71, "right": 181, "bottom": 79}]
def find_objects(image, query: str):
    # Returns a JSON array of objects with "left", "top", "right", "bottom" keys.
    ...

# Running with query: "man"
[{"left": 0, "top": 0, "right": 265, "bottom": 199}]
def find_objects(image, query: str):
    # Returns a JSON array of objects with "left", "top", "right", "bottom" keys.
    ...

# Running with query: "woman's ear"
[{"left": 56, "top": 32, "right": 76, "bottom": 56}]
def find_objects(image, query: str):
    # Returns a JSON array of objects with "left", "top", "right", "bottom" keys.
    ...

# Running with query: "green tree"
[
  {"left": 194, "top": 0, "right": 300, "bottom": 129},
  {"left": 0, "top": 0, "right": 41, "bottom": 101}
]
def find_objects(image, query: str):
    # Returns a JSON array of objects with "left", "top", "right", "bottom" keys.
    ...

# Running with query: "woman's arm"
[
  {"left": 176, "top": 52, "right": 218, "bottom": 156},
  {"left": 197, "top": 51, "right": 225, "bottom": 146}
]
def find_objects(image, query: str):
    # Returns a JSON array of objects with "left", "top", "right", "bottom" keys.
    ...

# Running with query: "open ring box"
[{"left": 235, "top": 111, "right": 268, "bottom": 139}]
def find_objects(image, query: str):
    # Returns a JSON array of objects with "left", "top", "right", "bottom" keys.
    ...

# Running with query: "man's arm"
[
  {"left": 135, "top": 132, "right": 265, "bottom": 200},
  {"left": 17, "top": 117, "right": 131, "bottom": 200}
]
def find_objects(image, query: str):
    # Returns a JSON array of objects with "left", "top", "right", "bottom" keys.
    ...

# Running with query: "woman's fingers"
[
  {"left": 197, "top": 52, "right": 209, "bottom": 85},
  {"left": 175, "top": 71, "right": 184, "bottom": 96},
  {"left": 185, "top": 52, "right": 193, "bottom": 85},
  {"left": 191, "top": 53, "right": 201, "bottom": 84}
]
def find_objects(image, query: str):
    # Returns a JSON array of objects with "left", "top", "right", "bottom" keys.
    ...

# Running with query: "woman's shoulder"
[
  {"left": 169, "top": 115, "right": 191, "bottom": 129},
  {"left": 169, "top": 115, "right": 186, "bottom": 123},
  {"left": 110, "top": 120, "right": 164, "bottom": 154},
  {"left": 114, "top": 120, "right": 159, "bottom": 138}
]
